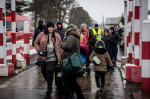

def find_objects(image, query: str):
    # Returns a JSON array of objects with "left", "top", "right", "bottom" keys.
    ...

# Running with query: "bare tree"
[
  {"left": 68, "top": 7, "right": 93, "bottom": 28},
  {"left": 25, "top": 0, "right": 76, "bottom": 27}
]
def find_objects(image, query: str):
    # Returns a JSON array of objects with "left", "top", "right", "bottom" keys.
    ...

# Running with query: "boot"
[
  {"left": 96, "top": 82, "right": 100, "bottom": 88},
  {"left": 46, "top": 86, "right": 52, "bottom": 94},
  {"left": 100, "top": 85, "right": 104, "bottom": 92}
]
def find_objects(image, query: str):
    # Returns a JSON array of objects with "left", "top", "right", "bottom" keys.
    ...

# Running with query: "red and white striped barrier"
[
  {"left": 7, "top": 40, "right": 36, "bottom": 60},
  {"left": 126, "top": 64, "right": 141, "bottom": 83},
  {"left": 0, "top": 64, "right": 14, "bottom": 76},
  {"left": 24, "top": 21, "right": 30, "bottom": 64},
  {"left": 0, "top": 0, "right": 6, "bottom": 64},
  {"left": 133, "top": 0, "right": 140, "bottom": 65},
  {"left": 127, "top": 0, "right": 133, "bottom": 64},
  {"left": 11, "top": 0, "right": 16, "bottom": 66},
  {"left": 0, "top": 7, "right": 4, "bottom": 64},
  {"left": 121, "top": 56, "right": 128, "bottom": 68},
  {"left": 141, "top": 20, "right": 150, "bottom": 93}
]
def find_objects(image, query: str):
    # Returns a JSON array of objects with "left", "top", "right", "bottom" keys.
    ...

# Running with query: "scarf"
[{"left": 94, "top": 48, "right": 107, "bottom": 54}]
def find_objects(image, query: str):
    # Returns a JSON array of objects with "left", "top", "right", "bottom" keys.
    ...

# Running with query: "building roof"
[{"left": 106, "top": 17, "right": 121, "bottom": 25}]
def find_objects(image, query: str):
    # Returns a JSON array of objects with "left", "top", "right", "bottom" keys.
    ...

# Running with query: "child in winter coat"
[{"left": 89, "top": 40, "right": 113, "bottom": 91}]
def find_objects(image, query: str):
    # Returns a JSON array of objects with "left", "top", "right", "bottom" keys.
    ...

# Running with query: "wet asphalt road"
[{"left": 0, "top": 48, "right": 129, "bottom": 99}]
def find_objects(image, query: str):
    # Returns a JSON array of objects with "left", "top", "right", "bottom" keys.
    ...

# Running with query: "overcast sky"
[{"left": 76, "top": 0, "right": 150, "bottom": 24}]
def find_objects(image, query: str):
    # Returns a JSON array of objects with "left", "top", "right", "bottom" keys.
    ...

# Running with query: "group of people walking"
[{"left": 32, "top": 21, "right": 120, "bottom": 99}]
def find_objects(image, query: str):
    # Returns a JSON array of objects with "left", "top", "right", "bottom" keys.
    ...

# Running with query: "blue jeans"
[{"left": 62, "top": 75, "right": 84, "bottom": 99}]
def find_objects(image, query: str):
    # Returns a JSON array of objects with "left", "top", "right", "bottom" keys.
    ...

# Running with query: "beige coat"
[{"left": 89, "top": 40, "right": 113, "bottom": 71}]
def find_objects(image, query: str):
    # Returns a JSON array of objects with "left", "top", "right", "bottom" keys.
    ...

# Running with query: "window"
[
  {"left": 17, "top": 21, "right": 24, "bottom": 31},
  {"left": 6, "top": 21, "right": 11, "bottom": 31}
]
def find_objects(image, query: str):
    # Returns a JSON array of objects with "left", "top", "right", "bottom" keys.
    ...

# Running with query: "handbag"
[
  {"left": 38, "top": 49, "right": 47, "bottom": 56},
  {"left": 61, "top": 52, "right": 83, "bottom": 74}
]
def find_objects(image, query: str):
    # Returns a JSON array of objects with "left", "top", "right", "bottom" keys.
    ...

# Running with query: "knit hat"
[
  {"left": 39, "top": 21, "right": 43, "bottom": 24},
  {"left": 95, "top": 24, "right": 98, "bottom": 27},
  {"left": 65, "top": 24, "right": 75, "bottom": 32},
  {"left": 104, "top": 29, "right": 109, "bottom": 33},
  {"left": 80, "top": 23, "right": 87, "bottom": 29},
  {"left": 98, "top": 42, "right": 103, "bottom": 47},
  {"left": 47, "top": 21, "right": 54, "bottom": 28},
  {"left": 57, "top": 21, "right": 62, "bottom": 25}
]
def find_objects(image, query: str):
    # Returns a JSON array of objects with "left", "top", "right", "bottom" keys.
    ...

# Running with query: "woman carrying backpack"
[{"left": 60, "top": 24, "right": 85, "bottom": 99}]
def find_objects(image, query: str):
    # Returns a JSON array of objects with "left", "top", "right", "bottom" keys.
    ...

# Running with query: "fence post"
[
  {"left": 24, "top": 21, "right": 30, "bottom": 64},
  {"left": 127, "top": 0, "right": 133, "bottom": 64},
  {"left": 11, "top": 0, "right": 16, "bottom": 66},
  {"left": 0, "top": 0, "right": 6, "bottom": 64},
  {"left": 141, "top": 20, "right": 150, "bottom": 93},
  {"left": 133, "top": 0, "right": 140, "bottom": 65}
]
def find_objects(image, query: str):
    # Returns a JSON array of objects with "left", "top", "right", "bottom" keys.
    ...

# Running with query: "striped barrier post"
[
  {"left": 0, "top": 0, "right": 6, "bottom": 64},
  {"left": 0, "top": 4, "right": 4, "bottom": 64},
  {"left": 24, "top": 21, "right": 30, "bottom": 64},
  {"left": 142, "top": 20, "right": 150, "bottom": 93},
  {"left": 133, "top": 0, "right": 140, "bottom": 65},
  {"left": 127, "top": 0, "right": 133, "bottom": 64},
  {"left": 11, "top": 0, "right": 16, "bottom": 66},
  {"left": 139, "top": 0, "right": 148, "bottom": 66}
]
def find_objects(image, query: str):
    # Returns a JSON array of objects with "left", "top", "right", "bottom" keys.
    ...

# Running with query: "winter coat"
[
  {"left": 89, "top": 40, "right": 113, "bottom": 72},
  {"left": 102, "top": 35, "right": 112, "bottom": 58},
  {"left": 32, "top": 25, "right": 45, "bottom": 46},
  {"left": 80, "top": 29, "right": 89, "bottom": 44},
  {"left": 111, "top": 31, "right": 120, "bottom": 45},
  {"left": 87, "top": 29, "right": 96, "bottom": 54},
  {"left": 111, "top": 31, "right": 120, "bottom": 54},
  {"left": 55, "top": 22, "right": 65, "bottom": 41},
  {"left": 60, "top": 28, "right": 80, "bottom": 59},
  {"left": 87, "top": 29, "right": 96, "bottom": 45},
  {"left": 34, "top": 32, "right": 63, "bottom": 62}
]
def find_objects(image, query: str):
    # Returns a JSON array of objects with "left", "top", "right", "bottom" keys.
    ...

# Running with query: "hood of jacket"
[
  {"left": 95, "top": 40, "right": 105, "bottom": 48},
  {"left": 94, "top": 40, "right": 107, "bottom": 54},
  {"left": 65, "top": 26, "right": 80, "bottom": 39},
  {"left": 57, "top": 21, "right": 63, "bottom": 30}
]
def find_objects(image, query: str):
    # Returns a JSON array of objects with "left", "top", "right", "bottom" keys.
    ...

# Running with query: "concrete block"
[
  {"left": 121, "top": 56, "right": 128, "bottom": 68},
  {"left": 0, "top": 64, "right": 14, "bottom": 76},
  {"left": 17, "top": 59, "right": 26, "bottom": 69},
  {"left": 126, "top": 64, "right": 141, "bottom": 83}
]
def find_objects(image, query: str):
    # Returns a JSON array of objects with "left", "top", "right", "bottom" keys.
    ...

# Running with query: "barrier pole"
[
  {"left": 141, "top": 20, "right": 150, "bottom": 93},
  {"left": 127, "top": 0, "right": 133, "bottom": 64},
  {"left": 133, "top": 0, "right": 140, "bottom": 65},
  {"left": 0, "top": 0, "right": 6, "bottom": 64},
  {"left": 24, "top": 21, "right": 30, "bottom": 64},
  {"left": 11, "top": 0, "right": 16, "bottom": 66}
]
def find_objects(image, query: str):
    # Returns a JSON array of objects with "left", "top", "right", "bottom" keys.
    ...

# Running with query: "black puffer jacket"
[
  {"left": 111, "top": 31, "right": 120, "bottom": 45},
  {"left": 102, "top": 35, "right": 112, "bottom": 53}
]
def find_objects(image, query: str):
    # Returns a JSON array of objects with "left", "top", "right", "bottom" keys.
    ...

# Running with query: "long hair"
[{"left": 44, "top": 28, "right": 56, "bottom": 42}]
